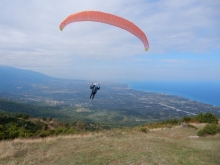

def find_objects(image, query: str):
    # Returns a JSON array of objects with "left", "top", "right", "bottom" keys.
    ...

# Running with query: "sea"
[{"left": 128, "top": 81, "right": 220, "bottom": 107}]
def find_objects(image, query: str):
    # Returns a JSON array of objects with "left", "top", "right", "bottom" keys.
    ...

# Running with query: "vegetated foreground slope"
[
  {"left": 0, "top": 127, "right": 220, "bottom": 165},
  {"left": 0, "top": 125, "right": 220, "bottom": 165}
]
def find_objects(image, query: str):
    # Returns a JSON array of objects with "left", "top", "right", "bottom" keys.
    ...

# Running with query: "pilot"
[{"left": 90, "top": 83, "right": 100, "bottom": 100}]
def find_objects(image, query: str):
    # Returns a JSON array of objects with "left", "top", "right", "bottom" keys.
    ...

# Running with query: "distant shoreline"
[{"left": 127, "top": 81, "right": 220, "bottom": 107}]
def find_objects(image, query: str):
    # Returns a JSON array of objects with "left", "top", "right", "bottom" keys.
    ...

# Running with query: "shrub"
[
  {"left": 14, "top": 113, "right": 23, "bottom": 118},
  {"left": 38, "top": 131, "right": 51, "bottom": 137},
  {"left": 182, "top": 116, "right": 192, "bottom": 122},
  {"left": 140, "top": 127, "right": 148, "bottom": 133},
  {"left": 0, "top": 125, "right": 6, "bottom": 140},
  {"left": 21, "top": 113, "right": 30, "bottom": 119},
  {"left": 203, "top": 113, "right": 218, "bottom": 123},
  {"left": 162, "top": 119, "right": 179, "bottom": 125},
  {"left": 194, "top": 112, "right": 218, "bottom": 124},
  {"left": 76, "top": 120, "right": 86, "bottom": 130},
  {"left": 65, "top": 128, "right": 78, "bottom": 134},
  {"left": 54, "top": 127, "right": 68, "bottom": 135},
  {"left": 197, "top": 124, "right": 220, "bottom": 136},
  {"left": 0, "top": 132, "right": 6, "bottom": 140}
]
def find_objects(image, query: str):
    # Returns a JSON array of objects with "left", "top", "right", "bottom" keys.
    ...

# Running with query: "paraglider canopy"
[{"left": 60, "top": 10, "right": 149, "bottom": 51}]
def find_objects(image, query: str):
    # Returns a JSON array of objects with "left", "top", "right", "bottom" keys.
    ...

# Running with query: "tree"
[{"left": 76, "top": 121, "right": 86, "bottom": 130}]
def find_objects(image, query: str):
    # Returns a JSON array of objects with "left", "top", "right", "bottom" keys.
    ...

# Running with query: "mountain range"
[{"left": 0, "top": 65, "right": 53, "bottom": 93}]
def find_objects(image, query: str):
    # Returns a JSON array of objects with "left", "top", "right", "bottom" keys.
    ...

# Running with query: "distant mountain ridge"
[
  {"left": 0, "top": 65, "right": 51, "bottom": 83},
  {"left": 0, "top": 65, "right": 54, "bottom": 93}
]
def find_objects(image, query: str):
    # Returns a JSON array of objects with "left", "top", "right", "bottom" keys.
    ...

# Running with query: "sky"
[{"left": 0, "top": 0, "right": 220, "bottom": 82}]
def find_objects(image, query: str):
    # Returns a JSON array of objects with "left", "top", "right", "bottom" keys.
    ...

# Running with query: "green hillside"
[
  {"left": 1, "top": 106, "right": 219, "bottom": 141},
  {"left": 0, "top": 99, "right": 67, "bottom": 119}
]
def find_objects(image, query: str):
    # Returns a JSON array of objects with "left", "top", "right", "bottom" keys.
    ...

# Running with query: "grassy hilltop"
[
  {"left": 0, "top": 110, "right": 220, "bottom": 165},
  {"left": 0, "top": 123, "right": 220, "bottom": 165}
]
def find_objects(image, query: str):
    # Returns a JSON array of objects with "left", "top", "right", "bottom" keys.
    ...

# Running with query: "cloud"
[
  {"left": 159, "top": 59, "right": 188, "bottom": 64},
  {"left": 142, "top": 0, "right": 220, "bottom": 53},
  {"left": 0, "top": 0, "right": 219, "bottom": 81}
]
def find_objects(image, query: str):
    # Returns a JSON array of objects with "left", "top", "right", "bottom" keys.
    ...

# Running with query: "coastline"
[{"left": 127, "top": 81, "right": 220, "bottom": 107}]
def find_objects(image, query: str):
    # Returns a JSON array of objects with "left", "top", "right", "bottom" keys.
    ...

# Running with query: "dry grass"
[{"left": 0, "top": 126, "right": 220, "bottom": 165}]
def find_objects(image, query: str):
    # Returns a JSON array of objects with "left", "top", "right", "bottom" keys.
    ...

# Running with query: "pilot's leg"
[
  {"left": 90, "top": 91, "right": 93, "bottom": 99},
  {"left": 92, "top": 92, "right": 96, "bottom": 100}
]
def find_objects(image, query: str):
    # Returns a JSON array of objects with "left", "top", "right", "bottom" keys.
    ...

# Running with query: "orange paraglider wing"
[{"left": 60, "top": 11, "right": 149, "bottom": 51}]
